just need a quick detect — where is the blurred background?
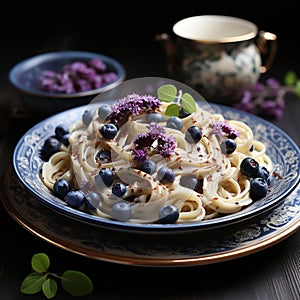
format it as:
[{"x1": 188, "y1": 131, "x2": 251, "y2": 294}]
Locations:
[{"x1": 1, "y1": 0, "x2": 299, "y2": 83}]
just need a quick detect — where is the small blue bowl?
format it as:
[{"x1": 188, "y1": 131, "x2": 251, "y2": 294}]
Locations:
[{"x1": 9, "y1": 50, "x2": 126, "y2": 116}]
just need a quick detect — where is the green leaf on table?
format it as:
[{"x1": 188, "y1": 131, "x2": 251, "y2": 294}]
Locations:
[
  {"x1": 157, "y1": 84, "x2": 177, "y2": 102},
  {"x1": 42, "y1": 278, "x2": 58, "y2": 299},
  {"x1": 181, "y1": 92, "x2": 196, "y2": 113},
  {"x1": 284, "y1": 70, "x2": 297, "y2": 86},
  {"x1": 294, "y1": 80, "x2": 300, "y2": 97},
  {"x1": 165, "y1": 103, "x2": 180, "y2": 117},
  {"x1": 61, "y1": 270, "x2": 93, "y2": 296},
  {"x1": 32, "y1": 253, "x2": 50, "y2": 273},
  {"x1": 20, "y1": 272, "x2": 47, "y2": 294},
  {"x1": 284, "y1": 70, "x2": 300, "y2": 97},
  {"x1": 20, "y1": 253, "x2": 94, "y2": 298}
]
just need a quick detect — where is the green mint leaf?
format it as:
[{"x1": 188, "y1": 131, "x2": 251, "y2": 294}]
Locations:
[
  {"x1": 42, "y1": 278, "x2": 58, "y2": 299},
  {"x1": 32, "y1": 253, "x2": 50, "y2": 273},
  {"x1": 165, "y1": 103, "x2": 180, "y2": 117},
  {"x1": 294, "y1": 80, "x2": 300, "y2": 97},
  {"x1": 181, "y1": 93, "x2": 196, "y2": 113},
  {"x1": 284, "y1": 70, "x2": 297, "y2": 86},
  {"x1": 20, "y1": 272, "x2": 47, "y2": 294},
  {"x1": 61, "y1": 270, "x2": 93, "y2": 297},
  {"x1": 157, "y1": 84, "x2": 177, "y2": 102}
]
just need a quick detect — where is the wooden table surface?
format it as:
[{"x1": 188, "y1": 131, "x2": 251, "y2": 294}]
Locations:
[{"x1": 0, "y1": 6, "x2": 299, "y2": 299}]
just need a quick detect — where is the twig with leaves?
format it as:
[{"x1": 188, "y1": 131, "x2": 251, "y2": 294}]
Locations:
[{"x1": 20, "y1": 253, "x2": 93, "y2": 299}]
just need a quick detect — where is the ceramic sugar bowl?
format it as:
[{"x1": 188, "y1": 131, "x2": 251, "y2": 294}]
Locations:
[{"x1": 157, "y1": 15, "x2": 277, "y2": 104}]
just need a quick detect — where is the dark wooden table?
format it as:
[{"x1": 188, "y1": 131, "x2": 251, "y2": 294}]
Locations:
[{"x1": 0, "y1": 16, "x2": 300, "y2": 299}]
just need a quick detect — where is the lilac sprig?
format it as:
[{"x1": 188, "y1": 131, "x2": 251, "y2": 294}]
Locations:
[
  {"x1": 132, "y1": 123, "x2": 176, "y2": 162},
  {"x1": 210, "y1": 121, "x2": 240, "y2": 141},
  {"x1": 233, "y1": 78, "x2": 288, "y2": 120},
  {"x1": 108, "y1": 93, "x2": 161, "y2": 126}
]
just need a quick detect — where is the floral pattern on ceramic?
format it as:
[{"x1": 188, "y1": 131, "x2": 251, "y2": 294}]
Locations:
[{"x1": 179, "y1": 40, "x2": 262, "y2": 101}]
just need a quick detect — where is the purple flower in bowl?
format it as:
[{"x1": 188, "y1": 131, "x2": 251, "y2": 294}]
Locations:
[{"x1": 9, "y1": 50, "x2": 126, "y2": 116}]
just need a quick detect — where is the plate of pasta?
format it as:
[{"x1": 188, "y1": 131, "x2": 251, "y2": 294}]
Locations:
[{"x1": 12, "y1": 77, "x2": 300, "y2": 234}]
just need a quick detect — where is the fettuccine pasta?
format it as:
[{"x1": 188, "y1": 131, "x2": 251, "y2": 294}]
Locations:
[{"x1": 40, "y1": 89, "x2": 273, "y2": 224}]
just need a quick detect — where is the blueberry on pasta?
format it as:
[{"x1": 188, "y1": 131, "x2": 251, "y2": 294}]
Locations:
[
  {"x1": 158, "y1": 204, "x2": 179, "y2": 224},
  {"x1": 240, "y1": 157, "x2": 259, "y2": 177},
  {"x1": 111, "y1": 202, "x2": 132, "y2": 222},
  {"x1": 53, "y1": 178, "x2": 70, "y2": 198},
  {"x1": 220, "y1": 139, "x2": 237, "y2": 154},
  {"x1": 157, "y1": 167, "x2": 175, "y2": 184},
  {"x1": 250, "y1": 177, "x2": 269, "y2": 201}
]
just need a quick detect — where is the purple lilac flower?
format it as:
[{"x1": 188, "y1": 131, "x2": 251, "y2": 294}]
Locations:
[
  {"x1": 234, "y1": 90, "x2": 255, "y2": 114},
  {"x1": 38, "y1": 58, "x2": 117, "y2": 94},
  {"x1": 251, "y1": 82, "x2": 265, "y2": 94},
  {"x1": 156, "y1": 134, "x2": 176, "y2": 158},
  {"x1": 132, "y1": 148, "x2": 148, "y2": 162},
  {"x1": 108, "y1": 93, "x2": 162, "y2": 126},
  {"x1": 87, "y1": 58, "x2": 107, "y2": 72},
  {"x1": 233, "y1": 78, "x2": 288, "y2": 121},
  {"x1": 75, "y1": 79, "x2": 93, "y2": 92},
  {"x1": 58, "y1": 80, "x2": 75, "y2": 93},
  {"x1": 211, "y1": 121, "x2": 240, "y2": 140},
  {"x1": 146, "y1": 122, "x2": 165, "y2": 136},
  {"x1": 102, "y1": 72, "x2": 117, "y2": 83},
  {"x1": 41, "y1": 70, "x2": 57, "y2": 78},
  {"x1": 132, "y1": 123, "x2": 176, "y2": 161},
  {"x1": 258, "y1": 100, "x2": 285, "y2": 120},
  {"x1": 90, "y1": 75, "x2": 103, "y2": 88},
  {"x1": 266, "y1": 78, "x2": 281, "y2": 92},
  {"x1": 63, "y1": 62, "x2": 88, "y2": 76}
]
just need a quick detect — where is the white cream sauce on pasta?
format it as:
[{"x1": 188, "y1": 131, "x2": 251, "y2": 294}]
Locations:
[{"x1": 41, "y1": 100, "x2": 273, "y2": 224}]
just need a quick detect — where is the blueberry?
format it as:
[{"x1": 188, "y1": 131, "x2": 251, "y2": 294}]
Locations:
[
  {"x1": 240, "y1": 157, "x2": 259, "y2": 177},
  {"x1": 82, "y1": 109, "x2": 94, "y2": 126},
  {"x1": 112, "y1": 183, "x2": 127, "y2": 198},
  {"x1": 256, "y1": 166, "x2": 271, "y2": 185},
  {"x1": 166, "y1": 116, "x2": 183, "y2": 131},
  {"x1": 61, "y1": 133, "x2": 70, "y2": 146},
  {"x1": 146, "y1": 113, "x2": 165, "y2": 123},
  {"x1": 158, "y1": 204, "x2": 179, "y2": 224},
  {"x1": 139, "y1": 159, "x2": 156, "y2": 175},
  {"x1": 95, "y1": 168, "x2": 114, "y2": 187},
  {"x1": 55, "y1": 124, "x2": 69, "y2": 140},
  {"x1": 220, "y1": 139, "x2": 237, "y2": 154},
  {"x1": 111, "y1": 201, "x2": 132, "y2": 221},
  {"x1": 40, "y1": 136, "x2": 61, "y2": 161},
  {"x1": 185, "y1": 126, "x2": 202, "y2": 144},
  {"x1": 98, "y1": 104, "x2": 112, "y2": 121},
  {"x1": 179, "y1": 108, "x2": 191, "y2": 118},
  {"x1": 65, "y1": 190, "x2": 86, "y2": 208},
  {"x1": 95, "y1": 149, "x2": 111, "y2": 163},
  {"x1": 85, "y1": 191, "x2": 101, "y2": 210},
  {"x1": 53, "y1": 178, "x2": 70, "y2": 198},
  {"x1": 100, "y1": 123, "x2": 118, "y2": 139},
  {"x1": 180, "y1": 175, "x2": 202, "y2": 192},
  {"x1": 250, "y1": 177, "x2": 269, "y2": 201},
  {"x1": 157, "y1": 166, "x2": 175, "y2": 184}
]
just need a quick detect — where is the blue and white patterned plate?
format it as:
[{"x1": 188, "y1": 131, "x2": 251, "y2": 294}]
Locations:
[
  {"x1": 12, "y1": 102, "x2": 300, "y2": 233},
  {"x1": 1, "y1": 164, "x2": 299, "y2": 266}
]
